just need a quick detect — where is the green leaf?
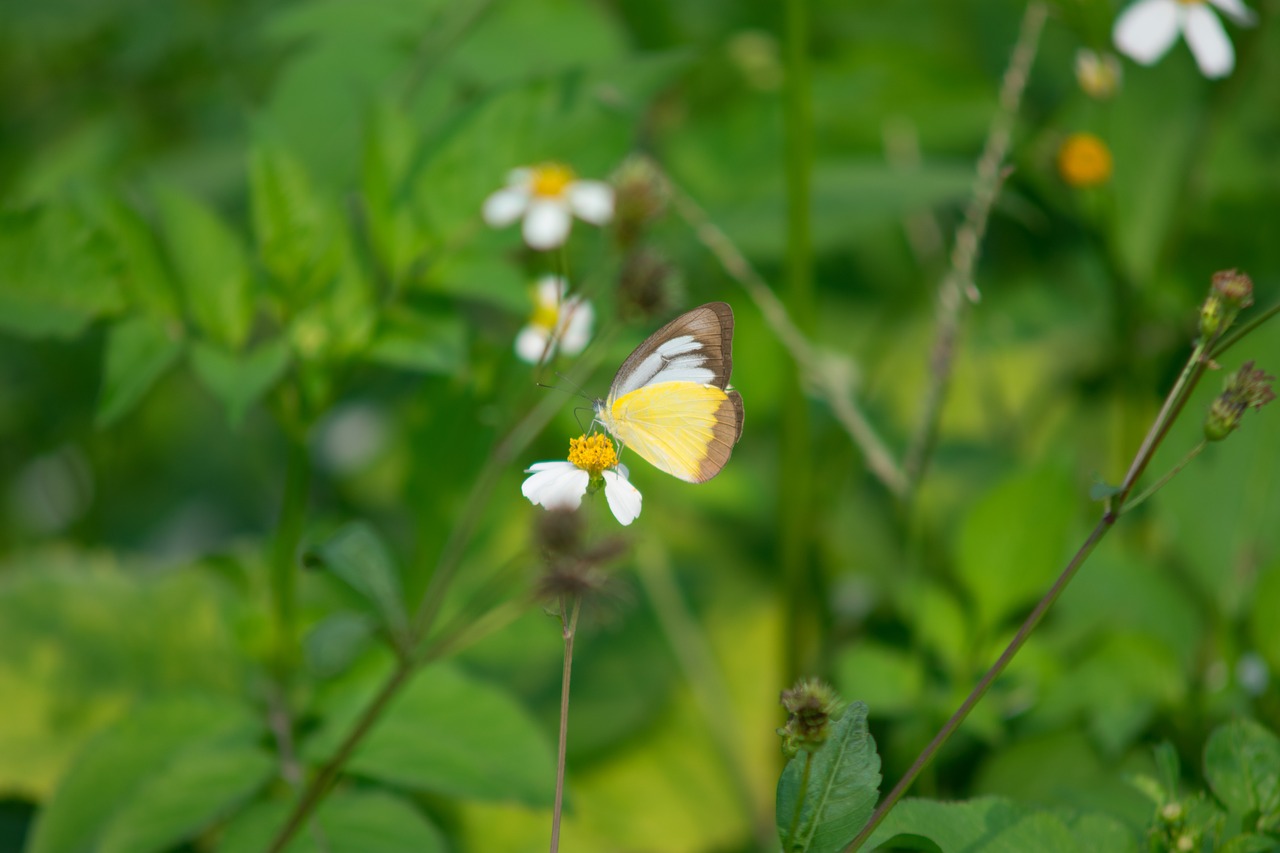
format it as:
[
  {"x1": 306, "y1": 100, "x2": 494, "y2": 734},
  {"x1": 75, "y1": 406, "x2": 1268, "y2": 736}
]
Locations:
[
  {"x1": 305, "y1": 660, "x2": 556, "y2": 806},
  {"x1": 864, "y1": 797, "x2": 1127, "y2": 853},
  {"x1": 305, "y1": 522, "x2": 408, "y2": 639},
  {"x1": 776, "y1": 701, "x2": 881, "y2": 853},
  {"x1": 95, "y1": 315, "x2": 186, "y2": 427},
  {"x1": 154, "y1": 185, "x2": 253, "y2": 349},
  {"x1": 365, "y1": 307, "x2": 466, "y2": 375},
  {"x1": 0, "y1": 553, "x2": 248, "y2": 798},
  {"x1": 361, "y1": 103, "x2": 430, "y2": 285},
  {"x1": 249, "y1": 143, "x2": 346, "y2": 303},
  {"x1": 304, "y1": 612, "x2": 379, "y2": 679},
  {"x1": 217, "y1": 788, "x2": 447, "y2": 853},
  {"x1": 0, "y1": 205, "x2": 124, "y2": 339},
  {"x1": 1218, "y1": 834, "x2": 1280, "y2": 853},
  {"x1": 189, "y1": 338, "x2": 291, "y2": 428},
  {"x1": 955, "y1": 462, "x2": 1076, "y2": 631},
  {"x1": 1204, "y1": 720, "x2": 1280, "y2": 818},
  {"x1": 833, "y1": 643, "x2": 925, "y2": 717},
  {"x1": 27, "y1": 694, "x2": 269, "y2": 853},
  {"x1": 85, "y1": 192, "x2": 180, "y2": 319}
]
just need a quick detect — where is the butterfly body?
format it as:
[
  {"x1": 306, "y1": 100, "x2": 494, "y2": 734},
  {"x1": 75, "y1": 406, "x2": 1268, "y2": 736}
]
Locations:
[{"x1": 595, "y1": 303, "x2": 744, "y2": 483}]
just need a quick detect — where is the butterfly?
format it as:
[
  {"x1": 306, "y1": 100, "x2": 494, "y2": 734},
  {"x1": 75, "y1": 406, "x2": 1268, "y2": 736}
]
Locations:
[{"x1": 595, "y1": 302, "x2": 744, "y2": 483}]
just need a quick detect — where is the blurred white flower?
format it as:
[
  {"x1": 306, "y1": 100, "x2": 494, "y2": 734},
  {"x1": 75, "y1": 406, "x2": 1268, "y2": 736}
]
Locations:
[
  {"x1": 1113, "y1": 0, "x2": 1255, "y2": 79},
  {"x1": 483, "y1": 163, "x2": 614, "y2": 250},
  {"x1": 521, "y1": 434, "x2": 642, "y2": 526},
  {"x1": 515, "y1": 276, "x2": 594, "y2": 364}
]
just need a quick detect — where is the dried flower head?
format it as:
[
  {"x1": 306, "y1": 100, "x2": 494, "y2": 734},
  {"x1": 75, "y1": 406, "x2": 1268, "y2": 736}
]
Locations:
[
  {"x1": 618, "y1": 249, "x2": 677, "y2": 322},
  {"x1": 1200, "y1": 268, "x2": 1254, "y2": 341},
  {"x1": 1205, "y1": 361, "x2": 1275, "y2": 442},
  {"x1": 777, "y1": 678, "x2": 846, "y2": 758},
  {"x1": 611, "y1": 157, "x2": 669, "y2": 249}
]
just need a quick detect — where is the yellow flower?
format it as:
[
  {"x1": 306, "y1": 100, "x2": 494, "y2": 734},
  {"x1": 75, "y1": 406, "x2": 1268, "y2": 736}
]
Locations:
[{"x1": 1057, "y1": 133, "x2": 1113, "y2": 188}]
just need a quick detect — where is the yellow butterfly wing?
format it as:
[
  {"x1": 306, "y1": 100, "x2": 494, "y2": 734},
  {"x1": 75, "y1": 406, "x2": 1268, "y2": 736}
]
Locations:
[{"x1": 604, "y1": 380, "x2": 744, "y2": 483}]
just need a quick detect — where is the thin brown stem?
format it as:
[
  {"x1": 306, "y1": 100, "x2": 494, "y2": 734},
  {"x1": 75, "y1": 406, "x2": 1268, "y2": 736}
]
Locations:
[
  {"x1": 847, "y1": 323, "x2": 1225, "y2": 850},
  {"x1": 668, "y1": 184, "x2": 908, "y2": 497},
  {"x1": 266, "y1": 663, "x2": 415, "y2": 852},
  {"x1": 268, "y1": 344, "x2": 611, "y2": 851},
  {"x1": 550, "y1": 594, "x2": 581, "y2": 853},
  {"x1": 1120, "y1": 441, "x2": 1207, "y2": 515},
  {"x1": 843, "y1": 514, "x2": 1112, "y2": 851},
  {"x1": 903, "y1": 0, "x2": 1048, "y2": 500}
]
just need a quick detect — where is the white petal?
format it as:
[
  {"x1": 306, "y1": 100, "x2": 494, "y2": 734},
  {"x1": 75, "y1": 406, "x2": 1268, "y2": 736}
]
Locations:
[
  {"x1": 535, "y1": 275, "x2": 568, "y2": 308},
  {"x1": 1184, "y1": 4, "x2": 1235, "y2": 77},
  {"x1": 515, "y1": 325, "x2": 553, "y2": 364},
  {"x1": 522, "y1": 463, "x2": 588, "y2": 509},
  {"x1": 567, "y1": 181, "x2": 614, "y2": 225},
  {"x1": 1113, "y1": 0, "x2": 1181, "y2": 65},
  {"x1": 601, "y1": 470, "x2": 642, "y2": 525},
  {"x1": 522, "y1": 200, "x2": 573, "y2": 250},
  {"x1": 557, "y1": 300, "x2": 594, "y2": 355},
  {"x1": 1208, "y1": 0, "x2": 1255, "y2": 26},
  {"x1": 483, "y1": 187, "x2": 529, "y2": 227}
]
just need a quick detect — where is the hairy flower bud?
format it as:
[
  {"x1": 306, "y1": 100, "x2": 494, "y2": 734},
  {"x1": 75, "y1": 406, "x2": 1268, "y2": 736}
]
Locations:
[
  {"x1": 777, "y1": 678, "x2": 845, "y2": 757},
  {"x1": 1205, "y1": 361, "x2": 1275, "y2": 442},
  {"x1": 1200, "y1": 269, "x2": 1254, "y2": 341}
]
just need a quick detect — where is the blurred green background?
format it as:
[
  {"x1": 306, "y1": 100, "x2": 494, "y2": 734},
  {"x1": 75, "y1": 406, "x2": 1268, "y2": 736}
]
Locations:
[{"x1": 2, "y1": 0, "x2": 1279, "y2": 850}]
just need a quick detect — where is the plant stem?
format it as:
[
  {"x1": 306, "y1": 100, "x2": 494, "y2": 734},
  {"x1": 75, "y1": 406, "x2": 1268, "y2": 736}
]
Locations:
[
  {"x1": 266, "y1": 662, "x2": 415, "y2": 852},
  {"x1": 781, "y1": 0, "x2": 818, "y2": 684},
  {"x1": 845, "y1": 330, "x2": 1219, "y2": 851},
  {"x1": 1120, "y1": 441, "x2": 1206, "y2": 515},
  {"x1": 668, "y1": 183, "x2": 906, "y2": 495},
  {"x1": 269, "y1": 415, "x2": 312, "y2": 674},
  {"x1": 1210, "y1": 298, "x2": 1280, "y2": 361},
  {"x1": 267, "y1": 346, "x2": 608, "y2": 851},
  {"x1": 902, "y1": 0, "x2": 1047, "y2": 502},
  {"x1": 549, "y1": 593, "x2": 581, "y2": 853},
  {"x1": 635, "y1": 541, "x2": 773, "y2": 849},
  {"x1": 844, "y1": 515, "x2": 1111, "y2": 851}
]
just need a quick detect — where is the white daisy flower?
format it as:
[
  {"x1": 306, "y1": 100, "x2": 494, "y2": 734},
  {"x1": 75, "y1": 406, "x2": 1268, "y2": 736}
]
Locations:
[
  {"x1": 514, "y1": 276, "x2": 595, "y2": 365},
  {"x1": 483, "y1": 163, "x2": 614, "y2": 250},
  {"x1": 1113, "y1": 0, "x2": 1256, "y2": 79},
  {"x1": 521, "y1": 434, "x2": 642, "y2": 526}
]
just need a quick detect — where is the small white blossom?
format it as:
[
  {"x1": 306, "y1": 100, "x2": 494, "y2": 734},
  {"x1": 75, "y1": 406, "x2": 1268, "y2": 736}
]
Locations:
[
  {"x1": 1113, "y1": 0, "x2": 1255, "y2": 79},
  {"x1": 483, "y1": 163, "x2": 614, "y2": 250},
  {"x1": 521, "y1": 435, "x2": 642, "y2": 526},
  {"x1": 515, "y1": 276, "x2": 594, "y2": 364}
]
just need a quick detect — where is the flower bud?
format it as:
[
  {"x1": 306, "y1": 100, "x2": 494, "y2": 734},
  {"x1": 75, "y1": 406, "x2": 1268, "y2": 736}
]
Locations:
[
  {"x1": 611, "y1": 156, "x2": 669, "y2": 249},
  {"x1": 776, "y1": 678, "x2": 845, "y2": 757},
  {"x1": 1200, "y1": 269, "x2": 1254, "y2": 341},
  {"x1": 1205, "y1": 361, "x2": 1275, "y2": 442}
]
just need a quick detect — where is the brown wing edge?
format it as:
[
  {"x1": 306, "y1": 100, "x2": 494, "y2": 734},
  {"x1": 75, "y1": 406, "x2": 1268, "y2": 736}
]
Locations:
[
  {"x1": 694, "y1": 388, "x2": 745, "y2": 483},
  {"x1": 612, "y1": 302, "x2": 736, "y2": 396}
]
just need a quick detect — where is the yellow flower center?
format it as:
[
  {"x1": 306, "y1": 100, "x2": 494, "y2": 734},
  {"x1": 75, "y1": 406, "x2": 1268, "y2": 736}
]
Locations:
[
  {"x1": 567, "y1": 433, "x2": 618, "y2": 477},
  {"x1": 530, "y1": 163, "x2": 576, "y2": 198},
  {"x1": 530, "y1": 298, "x2": 560, "y2": 330},
  {"x1": 1057, "y1": 133, "x2": 1113, "y2": 188}
]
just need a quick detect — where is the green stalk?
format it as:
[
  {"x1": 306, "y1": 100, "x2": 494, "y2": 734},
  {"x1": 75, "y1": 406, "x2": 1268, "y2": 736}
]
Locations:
[
  {"x1": 781, "y1": 0, "x2": 818, "y2": 685},
  {"x1": 269, "y1": 403, "x2": 312, "y2": 674}
]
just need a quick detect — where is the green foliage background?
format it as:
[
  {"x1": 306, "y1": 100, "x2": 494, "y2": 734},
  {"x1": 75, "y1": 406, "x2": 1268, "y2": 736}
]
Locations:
[{"x1": 1, "y1": 0, "x2": 1279, "y2": 850}]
